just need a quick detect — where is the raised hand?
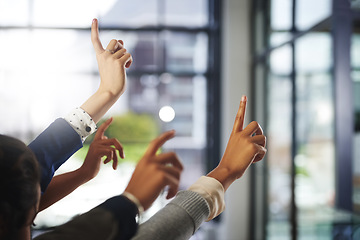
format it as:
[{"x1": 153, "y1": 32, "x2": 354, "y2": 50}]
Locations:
[
  {"x1": 80, "y1": 19, "x2": 133, "y2": 123},
  {"x1": 91, "y1": 18, "x2": 132, "y2": 97},
  {"x1": 39, "y1": 118, "x2": 124, "y2": 211},
  {"x1": 124, "y1": 130, "x2": 183, "y2": 210},
  {"x1": 207, "y1": 96, "x2": 267, "y2": 190},
  {"x1": 79, "y1": 118, "x2": 124, "y2": 181}
]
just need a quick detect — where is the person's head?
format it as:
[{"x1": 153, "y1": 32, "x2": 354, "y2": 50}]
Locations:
[{"x1": 0, "y1": 135, "x2": 41, "y2": 239}]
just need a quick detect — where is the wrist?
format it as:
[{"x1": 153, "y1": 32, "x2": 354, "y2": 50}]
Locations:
[
  {"x1": 80, "y1": 89, "x2": 119, "y2": 123},
  {"x1": 206, "y1": 166, "x2": 235, "y2": 191},
  {"x1": 98, "y1": 84, "x2": 123, "y2": 98},
  {"x1": 76, "y1": 166, "x2": 94, "y2": 183}
]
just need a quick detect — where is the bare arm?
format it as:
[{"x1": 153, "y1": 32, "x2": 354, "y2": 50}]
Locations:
[
  {"x1": 80, "y1": 18, "x2": 132, "y2": 123},
  {"x1": 39, "y1": 118, "x2": 124, "y2": 211},
  {"x1": 35, "y1": 131, "x2": 184, "y2": 240},
  {"x1": 39, "y1": 168, "x2": 88, "y2": 212},
  {"x1": 39, "y1": 18, "x2": 132, "y2": 211},
  {"x1": 207, "y1": 95, "x2": 267, "y2": 190}
]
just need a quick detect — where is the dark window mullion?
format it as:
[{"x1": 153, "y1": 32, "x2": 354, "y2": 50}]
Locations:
[
  {"x1": 206, "y1": 0, "x2": 221, "y2": 175},
  {"x1": 333, "y1": 0, "x2": 353, "y2": 211},
  {"x1": 290, "y1": 0, "x2": 298, "y2": 239}
]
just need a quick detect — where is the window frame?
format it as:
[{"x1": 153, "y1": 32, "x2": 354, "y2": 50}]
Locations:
[{"x1": 250, "y1": 0, "x2": 359, "y2": 239}]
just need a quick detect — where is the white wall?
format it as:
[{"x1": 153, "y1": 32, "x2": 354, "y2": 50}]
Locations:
[{"x1": 218, "y1": 0, "x2": 252, "y2": 239}]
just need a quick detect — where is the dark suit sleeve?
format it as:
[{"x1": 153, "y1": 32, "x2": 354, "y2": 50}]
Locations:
[
  {"x1": 99, "y1": 195, "x2": 139, "y2": 240},
  {"x1": 28, "y1": 118, "x2": 83, "y2": 193},
  {"x1": 33, "y1": 195, "x2": 139, "y2": 240}
]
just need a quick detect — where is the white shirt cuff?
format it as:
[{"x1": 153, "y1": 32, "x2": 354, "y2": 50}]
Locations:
[
  {"x1": 63, "y1": 107, "x2": 97, "y2": 142},
  {"x1": 188, "y1": 176, "x2": 225, "y2": 221},
  {"x1": 122, "y1": 191, "x2": 144, "y2": 215}
]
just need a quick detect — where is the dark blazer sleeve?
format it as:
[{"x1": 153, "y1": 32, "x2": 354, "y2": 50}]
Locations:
[
  {"x1": 28, "y1": 118, "x2": 83, "y2": 193},
  {"x1": 33, "y1": 195, "x2": 139, "y2": 240},
  {"x1": 99, "y1": 195, "x2": 139, "y2": 240}
]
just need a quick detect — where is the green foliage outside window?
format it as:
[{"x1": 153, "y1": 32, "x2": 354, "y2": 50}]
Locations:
[
  {"x1": 104, "y1": 112, "x2": 159, "y2": 143},
  {"x1": 75, "y1": 112, "x2": 159, "y2": 163}
]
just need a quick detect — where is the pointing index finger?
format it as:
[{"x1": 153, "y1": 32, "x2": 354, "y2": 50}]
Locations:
[
  {"x1": 91, "y1": 18, "x2": 104, "y2": 54},
  {"x1": 232, "y1": 95, "x2": 247, "y2": 134},
  {"x1": 94, "y1": 117, "x2": 113, "y2": 141},
  {"x1": 146, "y1": 130, "x2": 176, "y2": 156}
]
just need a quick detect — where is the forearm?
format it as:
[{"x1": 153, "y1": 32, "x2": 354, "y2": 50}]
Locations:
[
  {"x1": 39, "y1": 168, "x2": 89, "y2": 211},
  {"x1": 80, "y1": 88, "x2": 120, "y2": 124},
  {"x1": 206, "y1": 166, "x2": 235, "y2": 191}
]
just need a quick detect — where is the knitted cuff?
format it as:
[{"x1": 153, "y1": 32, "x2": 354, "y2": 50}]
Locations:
[
  {"x1": 188, "y1": 176, "x2": 225, "y2": 221},
  {"x1": 171, "y1": 190, "x2": 210, "y2": 233}
]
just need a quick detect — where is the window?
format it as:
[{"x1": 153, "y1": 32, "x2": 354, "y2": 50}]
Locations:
[
  {"x1": 251, "y1": 0, "x2": 360, "y2": 239},
  {"x1": 352, "y1": 31, "x2": 360, "y2": 212},
  {"x1": 267, "y1": 45, "x2": 293, "y2": 238},
  {"x1": 0, "y1": 0, "x2": 221, "y2": 234}
]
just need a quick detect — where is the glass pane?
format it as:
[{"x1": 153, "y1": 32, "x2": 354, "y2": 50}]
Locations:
[
  {"x1": 128, "y1": 74, "x2": 206, "y2": 139},
  {"x1": 253, "y1": 62, "x2": 267, "y2": 240},
  {"x1": 353, "y1": 77, "x2": 360, "y2": 212},
  {"x1": 33, "y1": 0, "x2": 99, "y2": 27},
  {"x1": 295, "y1": 34, "x2": 332, "y2": 73},
  {"x1": 32, "y1": 0, "x2": 209, "y2": 28},
  {"x1": 295, "y1": 33, "x2": 335, "y2": 236},
  {"x1": 271, "y1": 0, "x2": 292, "y2": 31},
  {"x1": 270, "y1": 32, "x2": 293, "y2": 47},
  {"x1": 269, "y1": 44, "x2": 293, "y2": 75},
  {"x1": 352, "y1": 33, "x2": 360, "y2": 212},
  {"x1": 352, "y1": 34, "x2": 360, "y2": 68},
  {"x1": 128, "y1": 73, "x2": 208, "y2": 188},
  {"x1": 164, "y1": 0, "x2": 208, "y2": 27},
  {"x1": 0, "y1": 29, "x2": 94, "y2": 73},
  {"x1": 0, "y1": 70, "x2": 99, "y2": 140},
  {"x1": 164, "y1": 32, "x2": 208, "y2": 73},
  {"x1": 267, "y1": 45, "x2": 293, "y2": 240},
  {"x1": 0, "y1": 0, "x2": 29, "y2": 26},
  {"x1": 32, "y1": 0, "x2": 159, "y2": 28},
  {"x1": 0, "y1": 29, "x2": 97, "y2": 138},
  {"x1": 295, "y1": 0, "x2": 331, "y2": 31},
  {"x1": 100, "y1": 0, "x2": 158, "y2": 27}
]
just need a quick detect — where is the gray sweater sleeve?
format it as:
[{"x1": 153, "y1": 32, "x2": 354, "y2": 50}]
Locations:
[{"x1": 131, "y1": 190, "x2": 210, "y2": 240}]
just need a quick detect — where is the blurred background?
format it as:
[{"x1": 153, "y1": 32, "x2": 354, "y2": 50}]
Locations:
[{"x1": 1, "y1": 0, "x2": 360, "y2": 239}]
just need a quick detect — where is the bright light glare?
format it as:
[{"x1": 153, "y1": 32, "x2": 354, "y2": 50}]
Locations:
[
  {"x1": 159, "y1": 106, "x2": 175, "y2": 122},
  {"x1": 316, "y1": 102, "x2": 333, "y2": 125}
]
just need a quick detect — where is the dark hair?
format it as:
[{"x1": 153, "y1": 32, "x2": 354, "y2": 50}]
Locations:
[{"x1": 0, "y1": 134, "x2": 40, "y2": 239}]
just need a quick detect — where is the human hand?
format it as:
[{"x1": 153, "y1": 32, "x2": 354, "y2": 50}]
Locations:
[
  {"x1": 91, "y1": 18, "x2": 133, "y2": 97},
  {"x1": 207, "y1": 96, "x2": 267, "y2": 190},
  {"x1": 124, "y1": 130, "x2": 183, "y2": 210},
  {"x1": 79, "y1": 118, "x2": 124, "y2": 181}
]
